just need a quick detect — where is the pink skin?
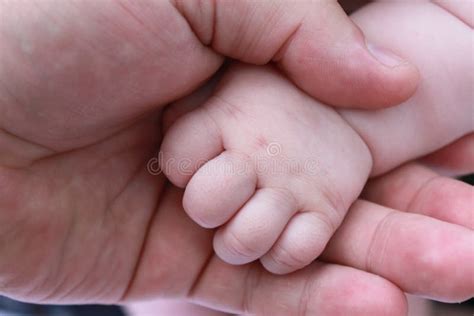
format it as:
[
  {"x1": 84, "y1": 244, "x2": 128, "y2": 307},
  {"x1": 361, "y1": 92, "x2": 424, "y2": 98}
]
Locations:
[
  {"x1": 0, "y1": 0, "x2": 471, "y2": 315},
  {"x1": 0, "y1": 0, "x2": 417, "y2": 160},
  {"x1": 161, "y1": 1, "x2": 473, "y2": 276},
  {"x1": 171, "y1": 0, "x2": 419, "y2": 109},
  {"x1": 126, "y1": 164, "x2": 473, "y2": 315}
]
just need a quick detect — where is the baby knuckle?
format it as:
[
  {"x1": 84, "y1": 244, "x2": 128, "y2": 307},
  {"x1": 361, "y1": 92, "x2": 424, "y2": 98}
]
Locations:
[
  {"x1": 319, "y1": 184, "x2": 347, "y2": 216},
  {"x1": 306, "y1": 210, "x2": 338, "y2": 236},
  {"x1": 269, "y1": 244, "x2": 310, "y2": 271},
  {"x1": 223, "y1": 230, "x2": 261, "y2": 259},
  {"x1": 264, "y1": 187, "x2": 297, "y2": 209}
]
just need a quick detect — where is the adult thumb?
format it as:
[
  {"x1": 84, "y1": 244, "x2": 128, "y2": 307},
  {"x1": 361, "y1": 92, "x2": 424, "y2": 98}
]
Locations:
[{"x1": 175, "y1": 0, "x2": 420, "y2": 108}]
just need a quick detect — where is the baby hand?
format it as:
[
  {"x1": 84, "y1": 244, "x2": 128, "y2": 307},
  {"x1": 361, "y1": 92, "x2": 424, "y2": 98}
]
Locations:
[{"x1": 161, "y1": 64, "x2": 372, "y2": 274}]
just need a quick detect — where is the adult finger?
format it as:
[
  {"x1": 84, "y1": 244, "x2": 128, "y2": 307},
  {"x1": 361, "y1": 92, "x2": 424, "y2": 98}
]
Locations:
[
  {"x1": 421, "y1": 133, "x2": 474, "y2": 175},
  {"x1": 190, "y1": 257, "x2": 407, "y2": 316},
  {"x1": 363, "y1": 163, "x2": 473, "y2": 228},
  {"x1": 125, "y1": 185, "x2": 407, "y2": 315},
  {"x1": 174, "y1": 0, "x2": 419, "y2": 108},
  {"x1": 322, "y1": 200, "x2": 474, "y2": 303}
]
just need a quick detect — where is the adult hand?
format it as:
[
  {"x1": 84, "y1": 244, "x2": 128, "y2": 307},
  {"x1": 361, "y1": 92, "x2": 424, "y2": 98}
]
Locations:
[{"x1": 0, "y1": 1, "x2": 468, "y2": 315}]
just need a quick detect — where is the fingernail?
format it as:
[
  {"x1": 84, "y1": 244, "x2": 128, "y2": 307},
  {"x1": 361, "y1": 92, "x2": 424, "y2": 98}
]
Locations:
[{"x1": 366, "y1": 41, "x2": 406, "y2": 68}]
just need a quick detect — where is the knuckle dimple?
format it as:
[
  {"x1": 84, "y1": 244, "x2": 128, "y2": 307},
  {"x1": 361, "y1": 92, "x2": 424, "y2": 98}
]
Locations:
[
  {"x1": 264, "y1": 187, "x2": 297, "y2": 209},
  {"x1": 319, "y1": 184, "x2": 347, "y2": 216}
]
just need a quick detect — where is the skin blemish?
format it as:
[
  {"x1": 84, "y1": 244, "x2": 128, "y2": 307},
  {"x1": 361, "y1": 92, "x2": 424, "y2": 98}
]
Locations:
[{"x1": 255, "y1": 135, "x2": 269, "y2": 151}]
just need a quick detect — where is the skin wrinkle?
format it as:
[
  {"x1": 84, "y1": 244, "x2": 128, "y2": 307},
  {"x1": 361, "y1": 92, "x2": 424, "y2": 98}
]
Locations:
[
  {"x1": 217, "y1": 5, "x2": 253, "y2": 60},
  {"x1": 34, "y1": 113, "x2": 159, "y2": 172},
  {"x1": 37, "y1": 208, "x2": 77, "y2": 303},
  {"x1": 305, "y1": 209, "x2": 338, "y2": 237},
  {"x1": 3, "y1": 115, "x2": 159, "y2": 301},
  {"x1": 186, "y1": 250, "x2": 215, "y2": 300},
  {"x1": 268, "y1": 241, "x2": 309, "y2": 270},
  {"x1": 0, "y1": 175, "x2": 60, "y2": 292},
  {"x1": 200, "y1": 101, "x2": 239, "y2": 162},
  {"x1": 242, "y1": 263, "x2": 263, "y2": 314},
  {"x1": 365, "y1": 210, "x2": 398, "y2": 277},
  {"x1": 116, "y1": 0, "x2": 158, "y2": 38},
  {"x1": 313, "y1": 175, "x2": 349, "y2": 217},
  {"x1": 91, "y1": 226, "x2": 129, "y2": 303},
  {"x1": 272, "y1": 21, "x2": 304, "y2": 63},
  {"x1": 122, "y1": 182, "x2": 191, "y2": 300},
  {"x1": 335, "y1": 112, "x2": 376, "y2": 175},
  {"x1": 4, "y1": 215, "x2": 67, "y2": 301},
  {"x1": 173, "y1": 0, "x2": 307, "y2": 65},
  {"x1": 171, "y1": 0, "x2": 216, "y2": 46},
  {"x1": 272, "y1": 1, "x2": 333, "y2": 64},
  {"x1": 240, "y1": 2, "x2": 285, "y2": 62},
  {"x1": 297, "y1": 268, "x2": 318, "y2": 316},
  {"x1": 29, "y1": 182, "x2": 100, "y2": 302},
  {"x1": 1, "y1": 76, "x2": 149, "y2": 162},
  {"x1": 46, "y1": 256, "x2": 98, "y2": 303},
  {"x1": 0, "y1": 128, "x2": 55, "y2": 169},
  {"x1": 118, "y1": 168, "x2": 168, "y2": 302},
  {"x1": 224, "y1": 229, "x2": 262, "y2": 259},
  {"x1": 0, "y1": 80, "x2": 57, "y2": 162},
  {"x1": 76, "y1": 1, "x2": 154, "y2": 60},
  {"x1": 405, "y1": 173, "x2": 442, "y2": 214},
  {"x1": 209, "y1": 95, "x2": 247, "y2": 123},
  {"x1": 235, "y1": 5, "x2": 303, "y2": 64}
]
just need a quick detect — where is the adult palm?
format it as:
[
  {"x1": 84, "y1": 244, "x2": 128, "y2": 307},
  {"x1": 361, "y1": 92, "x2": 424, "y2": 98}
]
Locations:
[{"x1": 0, "y1": 0, "x2": 220, "y2": 303}]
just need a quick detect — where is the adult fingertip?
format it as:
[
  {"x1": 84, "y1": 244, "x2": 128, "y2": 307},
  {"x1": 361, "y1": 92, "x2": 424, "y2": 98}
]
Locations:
[
  {"x1": 364, "y1": 41, "x2": 421, "y2": 108},
  {"x1": 337, "y1": 39, "x2": 420, "y2": 109},
  {"x1": 353, "y1": 276, "x2": 408, "y2": 316},
  {"x1": 278, "y1": 29, "x2": 420, "y2": 110},
  {"x1": 312, "y1": 268, "x2": 408, "y2": 316}
]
